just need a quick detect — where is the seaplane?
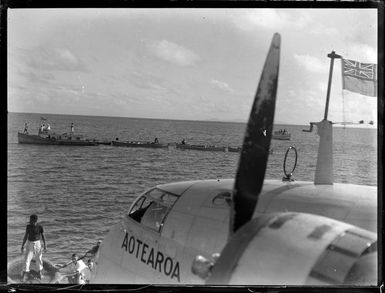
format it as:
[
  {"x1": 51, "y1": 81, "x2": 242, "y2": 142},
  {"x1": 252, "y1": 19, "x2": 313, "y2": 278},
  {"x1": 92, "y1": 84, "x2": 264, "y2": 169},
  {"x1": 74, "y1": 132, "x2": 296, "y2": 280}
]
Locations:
[
  {"x1": 8, "y1": 33, "x2": 378, "y2": 286},
  {"x1": 89, "y1": 33, "x2": 377, "y2": 285}
]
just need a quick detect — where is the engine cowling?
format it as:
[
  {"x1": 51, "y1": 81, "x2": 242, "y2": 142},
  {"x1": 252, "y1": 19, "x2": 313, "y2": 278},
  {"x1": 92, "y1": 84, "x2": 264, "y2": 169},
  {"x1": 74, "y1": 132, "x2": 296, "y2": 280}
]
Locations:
[{"x1": 207, "y1": 212, "x2": 377, "y2": 285}]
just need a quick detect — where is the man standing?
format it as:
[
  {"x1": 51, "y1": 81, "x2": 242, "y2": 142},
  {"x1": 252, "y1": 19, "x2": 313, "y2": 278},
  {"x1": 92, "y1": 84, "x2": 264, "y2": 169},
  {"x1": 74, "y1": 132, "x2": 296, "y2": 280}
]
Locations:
[{"x1": 21, "y1": 214, "x2": 47, "y2": 281}]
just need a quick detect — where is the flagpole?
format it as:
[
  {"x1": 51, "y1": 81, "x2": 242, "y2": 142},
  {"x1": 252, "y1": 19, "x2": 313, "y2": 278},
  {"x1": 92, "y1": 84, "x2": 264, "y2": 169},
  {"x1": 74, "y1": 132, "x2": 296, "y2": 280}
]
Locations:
[{"x1": 324, "y1": 51, "x2": 342, "y2": 120}]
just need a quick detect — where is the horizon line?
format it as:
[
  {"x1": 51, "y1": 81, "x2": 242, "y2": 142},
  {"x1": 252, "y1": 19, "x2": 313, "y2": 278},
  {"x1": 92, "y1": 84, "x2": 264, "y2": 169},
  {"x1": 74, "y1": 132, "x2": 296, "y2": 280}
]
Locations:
[
  {"x1": 8, "y1": 111, "x2": 377, "y2": 129},
  {"x1": 8, "y1": 111, "x2": 306, "y2": 126}
]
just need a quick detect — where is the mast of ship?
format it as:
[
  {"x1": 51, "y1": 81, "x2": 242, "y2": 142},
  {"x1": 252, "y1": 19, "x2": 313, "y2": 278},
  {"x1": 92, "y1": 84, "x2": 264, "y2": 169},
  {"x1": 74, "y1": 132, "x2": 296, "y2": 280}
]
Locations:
[{"x1": 303, "y1": 51, "x2": 341, "y2": 185}]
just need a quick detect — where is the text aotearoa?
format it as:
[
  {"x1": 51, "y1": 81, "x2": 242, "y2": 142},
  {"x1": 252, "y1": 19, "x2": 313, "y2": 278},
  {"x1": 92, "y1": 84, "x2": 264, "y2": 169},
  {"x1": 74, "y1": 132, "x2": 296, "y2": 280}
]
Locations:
[{"x1": 121, "y1": 232, "x2": 180, "y2": 282}]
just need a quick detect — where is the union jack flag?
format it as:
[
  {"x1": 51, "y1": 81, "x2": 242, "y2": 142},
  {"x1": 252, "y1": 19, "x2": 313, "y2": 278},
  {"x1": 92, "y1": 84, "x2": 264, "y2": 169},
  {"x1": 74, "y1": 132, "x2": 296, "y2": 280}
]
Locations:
[
  {"x1": 342, "y1": 59, "x2": 376, "y2": 80},
  {"x1": 341, "y1": 58, "x2": 377, "y2": 97}
]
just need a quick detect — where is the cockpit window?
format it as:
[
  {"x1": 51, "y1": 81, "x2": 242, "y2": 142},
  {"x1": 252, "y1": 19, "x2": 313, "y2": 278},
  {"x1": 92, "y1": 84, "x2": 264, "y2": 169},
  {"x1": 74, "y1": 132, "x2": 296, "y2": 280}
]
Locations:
[
  {"x1": 146, "y1": 188, "x2": 165, "y2": 200},
  {"x1": 161, "y1": 192, "x2": 178, "y2": 207},
  {"x1": 141, "y1": 201, "x2": 169, "y2": 232},
  {"x1": 128, "y1": 196, "x2": 152, "y2": 222},
  {"x1": 128, "y1": 188, "x2": 178, "y2": 233}
]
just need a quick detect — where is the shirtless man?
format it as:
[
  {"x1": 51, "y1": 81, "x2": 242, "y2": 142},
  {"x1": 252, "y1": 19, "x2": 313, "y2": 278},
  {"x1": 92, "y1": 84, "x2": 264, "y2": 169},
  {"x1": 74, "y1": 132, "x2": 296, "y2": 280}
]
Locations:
[{"x1": 21, "y1": 214, "x2": 47, "y2": 281}]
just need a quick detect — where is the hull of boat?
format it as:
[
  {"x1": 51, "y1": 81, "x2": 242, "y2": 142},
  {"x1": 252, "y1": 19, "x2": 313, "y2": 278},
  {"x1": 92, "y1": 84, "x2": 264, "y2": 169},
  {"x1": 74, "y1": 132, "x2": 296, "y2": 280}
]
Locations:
[
  {"x1": 272, "y1": 134, "x2": 291, "y2": 140},
  {"x1": 7, "y1": 255, "x2": 67, "y2": 284},
  {"x1": 228, "y1": 147, "x2": 241, "y2": 152},
  {"x1": 176, "y1": 143, "x2": 228, "y2": 152},
  {"x1": 18, "y1": 132, "x2": 98, "y2": 146},
  {"x1": 95, "y1": 141, "x2": 112, "y2": 146},
  {"x1": 111, "y1": 140, "x2": 169, "y2": 148}
]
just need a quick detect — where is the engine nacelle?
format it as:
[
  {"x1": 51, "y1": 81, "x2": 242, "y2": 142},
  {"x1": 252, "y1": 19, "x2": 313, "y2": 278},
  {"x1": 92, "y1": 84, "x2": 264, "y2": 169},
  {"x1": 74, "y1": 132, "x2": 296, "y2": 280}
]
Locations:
[{"x1": 206, "y1": 212, "x2": 377, "y2": 285}]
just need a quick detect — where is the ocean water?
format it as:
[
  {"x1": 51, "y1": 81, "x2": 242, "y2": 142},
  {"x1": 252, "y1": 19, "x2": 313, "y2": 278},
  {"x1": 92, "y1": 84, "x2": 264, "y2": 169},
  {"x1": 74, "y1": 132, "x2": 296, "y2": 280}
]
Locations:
[{"x1": 7, "y1": 112, "x2": 377, "y2": 265}]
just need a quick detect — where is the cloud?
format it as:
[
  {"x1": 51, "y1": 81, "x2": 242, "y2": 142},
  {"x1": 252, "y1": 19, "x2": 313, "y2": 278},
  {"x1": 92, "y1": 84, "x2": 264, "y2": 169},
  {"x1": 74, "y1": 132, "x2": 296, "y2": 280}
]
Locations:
[
  {"x1": 309, "y1": 23, "x2": 339, "y2": 36},
  {"x1": 343, "y1": 44, "x2": 377, "y2": 63},
  {"x1": 17, "y1": 71, "x2": 56, "y2": 84},
  {"x1": 233, "y1": 9, "x2": 310, "y2": 31},
  {"x1": 28, "y1": 47, "x2": 87, "y2": 72},
  {"x1": 210, "y1": 79, "x2": 235, "y2": 94},
  {"x1": 293, "y1": 54, "x2": 329, "y2": 74},
  {"x1": 145, "y1": 40, "x2": 199, "y2": 67}
]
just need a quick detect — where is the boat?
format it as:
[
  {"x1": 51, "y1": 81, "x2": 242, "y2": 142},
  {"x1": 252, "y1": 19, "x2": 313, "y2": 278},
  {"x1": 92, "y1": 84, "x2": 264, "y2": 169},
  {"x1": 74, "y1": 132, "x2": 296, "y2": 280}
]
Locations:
[
  {"x1": 8, "y1": 241, "x2": 100, "y2": 284},
  {"x1": 272, "y1": 129, "x2": 291, "y2": 140},
  {"x1": 7, "y1": 255, "x2": 67, "y2": 284},
  {"x1": 176, "y1": 143, "x2": 228, "y2": 152},
  {"x1": 95, "y1": 141, "x2": 112, "y2": 146},
  {"x1": 111, "y1": 140, "x2": 169, "y2": 148},
  {"x1": 18, "y1": 119, "x2": 99, "y2": 146},
  {"x1": 17, "y1": 132, "x2": 98, "y2": 146},
  {"x1": 227, "y1": 146, "x2": 242, "y2": 152}
]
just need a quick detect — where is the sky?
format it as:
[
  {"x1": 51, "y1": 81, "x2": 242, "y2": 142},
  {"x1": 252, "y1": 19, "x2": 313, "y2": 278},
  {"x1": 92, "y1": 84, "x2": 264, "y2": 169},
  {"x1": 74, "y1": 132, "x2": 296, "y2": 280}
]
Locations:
[{"x1": 8, "y1": 8, "x2": 378, "y2": 126}]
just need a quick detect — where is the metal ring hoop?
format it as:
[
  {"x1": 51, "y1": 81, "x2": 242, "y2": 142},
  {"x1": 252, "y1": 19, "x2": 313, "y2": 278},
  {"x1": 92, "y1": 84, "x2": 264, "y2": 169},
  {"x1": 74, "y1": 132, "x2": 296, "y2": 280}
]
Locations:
[{"x1": 283, "y1": 146, "x2": 297, "y2": 178}]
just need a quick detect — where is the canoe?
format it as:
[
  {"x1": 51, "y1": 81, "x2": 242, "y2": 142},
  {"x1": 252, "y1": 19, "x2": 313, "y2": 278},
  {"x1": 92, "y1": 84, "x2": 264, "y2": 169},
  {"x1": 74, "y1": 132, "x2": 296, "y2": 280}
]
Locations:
[
  {"x1": 176, "y1": 143, "x2": 227, "y2": 152},
  {"x1": 18, "y1": 132, "x2": 98, "y2": 146},
  {"x1": 7, "y1": 255, "x2": 69, "y2": 284},
  {"x1": 111, "y1": 140, "x2": 169, "y2": 148}
]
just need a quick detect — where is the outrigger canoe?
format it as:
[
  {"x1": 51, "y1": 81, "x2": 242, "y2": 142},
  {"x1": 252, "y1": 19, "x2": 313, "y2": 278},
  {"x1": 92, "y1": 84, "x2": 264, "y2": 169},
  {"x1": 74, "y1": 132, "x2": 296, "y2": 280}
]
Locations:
[
  {"x1": 111, "y1": 140, "x2": 169, "y2": 148},
  {"x1": 18, "y1": 132, "x2": 98, "y2": 146}
]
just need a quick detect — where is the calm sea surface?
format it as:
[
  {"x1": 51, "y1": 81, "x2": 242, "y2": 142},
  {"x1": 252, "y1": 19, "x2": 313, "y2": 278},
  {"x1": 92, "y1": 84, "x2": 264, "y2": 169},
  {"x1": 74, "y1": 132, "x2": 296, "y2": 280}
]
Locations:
[{"x1": 7, "y1": 112, "x2": 377, "y2": 264}]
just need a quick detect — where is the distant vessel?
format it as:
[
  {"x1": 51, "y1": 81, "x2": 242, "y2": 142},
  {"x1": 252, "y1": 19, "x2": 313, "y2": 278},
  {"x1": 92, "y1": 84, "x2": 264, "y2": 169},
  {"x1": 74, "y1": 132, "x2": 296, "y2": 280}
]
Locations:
[
  {"x1": 17, "y1": 132, "x2": 98, "y2": 146},
  {"x1": 227, "y1": 146, "x2": 242, "y2": 152},
  {"x1": 18, "y1": 119, "x2": 98, "y2": 146},
  {"x1": 272, "y1": 129, "x2": 291, "y2": 140},
  {"x1": 111, "y1": 140, "x2": 169, "y2": 149},
  {"x1": 176, "y1": 143, "x2": 228, "y2": 152}
]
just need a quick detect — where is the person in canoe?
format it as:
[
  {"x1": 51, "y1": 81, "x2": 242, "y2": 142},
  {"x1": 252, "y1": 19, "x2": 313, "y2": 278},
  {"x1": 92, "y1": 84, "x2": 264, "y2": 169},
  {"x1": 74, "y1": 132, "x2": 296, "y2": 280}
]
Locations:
[
  {"x1": 23, "y1": 123, "x2": 28, "y2": 134},
  {"x1": 153, "y1": 137, "x2": 159, "y2": 144},
  {"x1": 70, "y1": 123, "x2": 74, "y2": 134},
  {"x1": 181, "y1": 139, "x2": 186, "y2": 145},
  {"x1": 21, "y1": 214, "x2": 47, "y2": 281},
  {"x1": 38, "y1": 124, "x2": 44, "y2": 135}
]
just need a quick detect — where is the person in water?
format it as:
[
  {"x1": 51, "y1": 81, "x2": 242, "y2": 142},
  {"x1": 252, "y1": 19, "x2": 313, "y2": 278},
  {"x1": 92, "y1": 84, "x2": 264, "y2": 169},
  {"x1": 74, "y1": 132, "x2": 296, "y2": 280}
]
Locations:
[
  {"x1": 23, "y1": 123, "x2": 28, "y2": 134},
  {"x1": 21, "y1": 214, "x2": 47, "y2": 281}
]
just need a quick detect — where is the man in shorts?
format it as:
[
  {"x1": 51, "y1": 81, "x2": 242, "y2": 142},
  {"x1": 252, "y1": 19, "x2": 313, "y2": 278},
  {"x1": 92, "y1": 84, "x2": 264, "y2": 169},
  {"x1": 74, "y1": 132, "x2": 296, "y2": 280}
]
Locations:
[{"x1": 21, "y1": 214, "x2": 47, "y2": 281}]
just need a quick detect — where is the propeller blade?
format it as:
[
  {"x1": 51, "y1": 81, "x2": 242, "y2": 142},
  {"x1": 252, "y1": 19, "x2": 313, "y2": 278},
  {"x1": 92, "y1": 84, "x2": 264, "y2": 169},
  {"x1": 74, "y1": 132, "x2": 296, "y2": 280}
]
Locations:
[{"x1": 230, "y1": 33, "x2": 281, "y2": 235}]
